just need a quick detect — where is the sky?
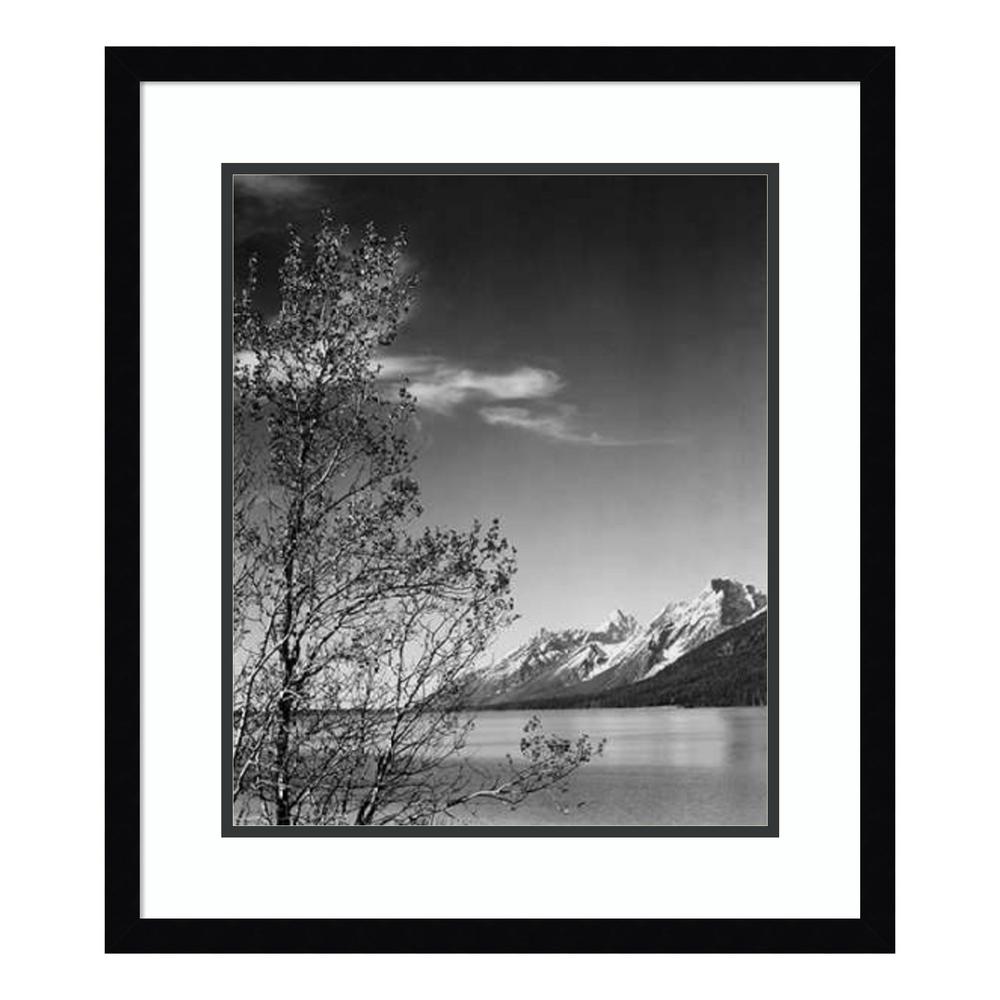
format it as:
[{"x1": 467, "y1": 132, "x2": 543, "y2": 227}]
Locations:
[{"x1": 233, "y1": 172, "x2": 767, "y2": 653}]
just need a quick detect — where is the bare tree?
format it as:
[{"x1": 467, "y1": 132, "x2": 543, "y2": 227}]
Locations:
[{"x1": 232, "y1": 213, "x2": 601, "y2": 826}]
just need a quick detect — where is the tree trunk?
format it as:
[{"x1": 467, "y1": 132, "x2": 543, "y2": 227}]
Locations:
[
  {"x1": 274, "y1": 497, "x2": 304, "y2": 826},
  {"x1": 274, "y1": 685, "x2": 293, "y2": 825}
]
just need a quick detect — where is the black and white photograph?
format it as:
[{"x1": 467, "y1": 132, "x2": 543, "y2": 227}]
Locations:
[
  {"x1": 88, "y1": 37, "x2": 905, "y2": 966},
  {"x1": 227, "y1": 167, "x2": 774, "y2": 830}
]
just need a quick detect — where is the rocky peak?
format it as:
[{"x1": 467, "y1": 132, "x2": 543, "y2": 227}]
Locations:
[
  {"x1": 707, "y1": 578, "x2": 767, "y2": 624},
  {"x1": 643, "y1": 578, "x2": 767, "y2": 673},
  {"x1": 586, "y1": 609, "x2": 639, "y2": 644}
]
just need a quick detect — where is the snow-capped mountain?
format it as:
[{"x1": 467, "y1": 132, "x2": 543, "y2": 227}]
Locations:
[
  {"x1": 608, "y1": 577, "x2": 766, "y2": 686},
  {"x1": 469, "y1": 609, "x2": 640, "y2": 703},
  {"x1": 519, "y1": 608, "x2": 769, "y2": 710},
  {"x1": 470, "y1": 578, "x2": 766, "y2": 706}
]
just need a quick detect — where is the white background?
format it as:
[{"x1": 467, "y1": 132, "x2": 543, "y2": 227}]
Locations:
[
  {"x1": 143, "y1": 81, "x2": 858, "y2": 920},
  {"x1": 2, "y1": 0, "x2": 999, "y2": 994}
]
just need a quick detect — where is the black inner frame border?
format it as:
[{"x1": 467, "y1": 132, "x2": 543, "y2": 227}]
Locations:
[{"x1": 106, "y1": 46, "x2": 894, "y2": 953}]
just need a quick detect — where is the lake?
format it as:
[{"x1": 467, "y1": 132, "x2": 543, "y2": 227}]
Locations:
[{"x1": 458, "y1": 706, "x2": 767, "y2": 827}]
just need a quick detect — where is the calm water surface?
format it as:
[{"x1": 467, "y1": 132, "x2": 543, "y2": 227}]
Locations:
[{"x1": 460, "y1": 706, "x2": 767, "y2": 826}]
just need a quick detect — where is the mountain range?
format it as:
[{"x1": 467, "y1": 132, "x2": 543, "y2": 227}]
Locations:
[{"x1": 470, "y1": 578, "x2": 767, "y2": 709}]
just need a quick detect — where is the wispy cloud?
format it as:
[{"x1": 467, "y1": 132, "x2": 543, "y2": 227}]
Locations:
[
  {"x1": 377, "y1": 355, "x2": 562, "y2": 415},
  {"x1": 480, "y1": 404, "x2": 678, "y2": 448},
  {"x1": 374, "y1": 353, "x2": 677, "y2": 447},
  {"x1": 240, "y1": 348, "x2": 674, "y2": 447},
  {"x1": 234, "y1": 174, "x2": 324, "y2": 203}
]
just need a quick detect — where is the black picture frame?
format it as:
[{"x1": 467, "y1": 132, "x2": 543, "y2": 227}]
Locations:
[{"x1": 106, "y1": 46, "x2": 894, "y2": 953}]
